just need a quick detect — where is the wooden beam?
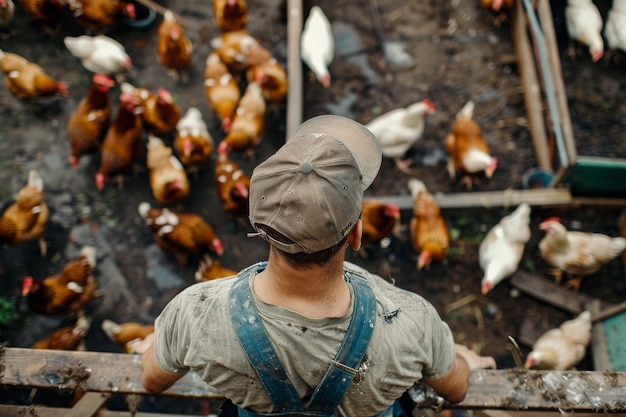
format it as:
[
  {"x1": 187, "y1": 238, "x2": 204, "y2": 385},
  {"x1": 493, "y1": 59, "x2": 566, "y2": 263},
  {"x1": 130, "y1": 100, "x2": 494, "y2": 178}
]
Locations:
[
  {"x1": 367, "y1": 188, "x2": 573, "y2": 211},
  {"x1": 535, "y1": 0, "x2": 577, "y2": 166},
  {"x1": 586, "y1": 299, "x2": 612, "y2": 371},
  {"x1": 0, "y1": 405, "x2": 202, "y2": 417},
  {"x1": 286, "y1": 0, "x2": 303, "y2": 140},
  {"x1": 510, "y1": 270, "x2": 612, "y2": 314},
  {"x1": 511, "y1": 0, "x2": 551, "y2": 171},
  {"x1": 68, "y1": 392, "x2": 110, "y2": 417},
  {"x1": 3, "y1": 348, "x2": 626, "y2": 411}
]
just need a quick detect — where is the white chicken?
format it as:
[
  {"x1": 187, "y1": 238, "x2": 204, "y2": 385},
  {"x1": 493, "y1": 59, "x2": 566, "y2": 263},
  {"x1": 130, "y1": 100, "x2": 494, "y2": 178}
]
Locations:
[
  {"x1": 479, "y1": 203, "x2": 531, "y2": 295},
  {"x1": 524, "y1": 310, "x2": 592, "y2": 370},
  {"x1": 0, "y1": 0, "x2": 15, "y2": 29},
  {"x1": 175, "y1": 107, "x2": 214, "y2": 176},
  {"x1": 365, "y1": 99, "x2": 435, "y2": 174},
  {"x1": 604, "y1": 0, "x2": 626, "y2": 55},
  {"x1": 300, "y1": 5, "x2": 334, "y2": 88},
  {"x1": 539, "y1": 217, "x2": 626, "y2": 291},
  {"x1": 64, "y1": 35, "x2": 132, "y2": 81},
  {"x1": 565, "y1": 0, "x2": 604, "y2": 62}
]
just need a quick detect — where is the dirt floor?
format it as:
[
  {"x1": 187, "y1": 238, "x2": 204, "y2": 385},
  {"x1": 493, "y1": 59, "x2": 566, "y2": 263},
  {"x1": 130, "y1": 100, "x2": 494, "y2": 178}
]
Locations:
[{"x1": 0, "y1": 0, "x2": 625, "y2": 414}]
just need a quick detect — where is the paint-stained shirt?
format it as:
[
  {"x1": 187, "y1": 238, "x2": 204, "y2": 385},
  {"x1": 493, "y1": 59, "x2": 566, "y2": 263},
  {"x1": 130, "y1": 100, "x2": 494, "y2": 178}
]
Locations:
[{"x1": 153, "y1": 261, "x2": 455, "y2": 417}]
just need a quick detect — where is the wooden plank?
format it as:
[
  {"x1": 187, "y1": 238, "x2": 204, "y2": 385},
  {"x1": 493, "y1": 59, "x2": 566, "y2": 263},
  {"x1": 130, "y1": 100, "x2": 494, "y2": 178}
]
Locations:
[
  {"x1": 286, "y1": 0, "x2": 303, "y2": 140},
  {"x1": 410, "y1": 370, "x2": 626, "y2": 411},
  {"x1": 367, "y1": 188, "x2": 573, "y2": 211},
  {"x1": 68, "y1": 392, "x2": 110, "y2": 417},
  {"x1": 511, "y1": 0, "x2": 551, "y2": 171},
  {"x1": 0, "y1": 348, "x2": 223, "y2": 399},
  {"x1": 510, "y1": 270, "x2": 612, "y2": 314},
  {"x1": 3, "y1": 348, "x2": 626, "y2": 411},
  {"x1": 586, "y1": 299, "x2": 612, "y2": 371},
  {"x1": 0, "y1": 405, "x2": 201, "y2": 417},
  {"x1": 476, "y1": 411, "x2": 604, "y2": 417},
  {"x1": 535, "y1": 0, "x2": 577, "y2": 167}
]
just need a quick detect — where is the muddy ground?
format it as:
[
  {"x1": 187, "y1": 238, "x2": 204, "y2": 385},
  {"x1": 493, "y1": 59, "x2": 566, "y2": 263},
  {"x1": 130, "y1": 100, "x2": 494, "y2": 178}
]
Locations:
[{"x1": 0, "y1": 0, "x2": 625, "y2": 414}]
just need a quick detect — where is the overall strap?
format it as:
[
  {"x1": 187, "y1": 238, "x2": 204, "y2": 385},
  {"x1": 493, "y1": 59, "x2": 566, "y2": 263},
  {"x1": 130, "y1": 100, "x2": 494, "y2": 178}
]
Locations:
[
  {"x1": 305, "y1": 273, "x2": 376, "y2": 413},
  {"x1": 228, "y1": 266, "x2": 377, "y2": 415},
  {"x1": 229, "y1": 266, "x2": 305, "y2": 413}
]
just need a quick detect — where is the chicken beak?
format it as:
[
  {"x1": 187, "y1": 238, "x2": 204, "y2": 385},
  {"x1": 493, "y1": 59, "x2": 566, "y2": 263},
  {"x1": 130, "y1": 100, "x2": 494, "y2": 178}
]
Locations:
[
  {"x1": 21, "y1": 277, "x2": 34, "y2": 296},
  {"x1": 485, "y1": 158, "x2": 498, "y2": 178},
  {"x1": 212, "y1": 238, "x2": 224, "y2": 256},
  {"x1": 481, "y1": 282, "x2": 491, "y2": 295}
]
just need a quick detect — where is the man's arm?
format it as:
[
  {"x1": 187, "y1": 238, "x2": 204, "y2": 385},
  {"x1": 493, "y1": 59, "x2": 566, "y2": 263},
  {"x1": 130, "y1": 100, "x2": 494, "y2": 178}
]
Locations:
[
  {"x1": 423, "y1": 344, "x2": 496, "y2": 404},
  {"x1": 141, "y1": 344, "x2": 188, "y2": 393}
]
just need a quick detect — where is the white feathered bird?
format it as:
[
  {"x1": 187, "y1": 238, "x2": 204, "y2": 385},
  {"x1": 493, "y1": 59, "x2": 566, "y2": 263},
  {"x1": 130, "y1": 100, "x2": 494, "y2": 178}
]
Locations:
[
  {"x1": 0, "y1": 0, "x2": 15, "y2": 28},
  {"x1": 524, "y1": 310, "x2": 592, "y2": 370},
  {"x1": 64, "y1": 35, "x2": 132, "y2": 81},
  {"x1": 479, "y1": 203, "x2": 531, "y2": 295},
  {"x1": 300, "y1": 5, "x2": 334, "y2": 88},
  {"x1": 604, "y1": 0, "x2": 626, "y2": 55},
  {"x1": 565, "y1": 0, "x2": 604, "y2": 62},
  {"x1": 365, "y1": 99, "x2": 435, "y2": 174}
]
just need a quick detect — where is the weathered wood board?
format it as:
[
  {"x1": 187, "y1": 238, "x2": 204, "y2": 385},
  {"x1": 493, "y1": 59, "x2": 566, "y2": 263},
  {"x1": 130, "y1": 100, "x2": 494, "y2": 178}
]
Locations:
[{"x1": 2, "y1": 348, "x2": 626, "y2": 412}]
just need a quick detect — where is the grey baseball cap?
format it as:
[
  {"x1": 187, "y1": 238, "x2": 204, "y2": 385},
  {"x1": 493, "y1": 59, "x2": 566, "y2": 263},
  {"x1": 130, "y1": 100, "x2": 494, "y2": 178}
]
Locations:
[{"x1": 248, "y1": 115, "x2": 382, "y2": 253}]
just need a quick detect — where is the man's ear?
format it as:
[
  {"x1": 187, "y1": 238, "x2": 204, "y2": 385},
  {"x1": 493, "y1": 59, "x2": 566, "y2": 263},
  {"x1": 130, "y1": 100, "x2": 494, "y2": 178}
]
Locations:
[{"x1": 348, "y1": 219, "x2": 362, "y2": 251}]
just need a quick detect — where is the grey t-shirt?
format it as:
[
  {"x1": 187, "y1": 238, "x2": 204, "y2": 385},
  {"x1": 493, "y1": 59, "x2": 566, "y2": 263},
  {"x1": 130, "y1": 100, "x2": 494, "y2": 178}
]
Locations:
[{"x1": 153, "y1": 261, "x2": 455, "y2": 417}]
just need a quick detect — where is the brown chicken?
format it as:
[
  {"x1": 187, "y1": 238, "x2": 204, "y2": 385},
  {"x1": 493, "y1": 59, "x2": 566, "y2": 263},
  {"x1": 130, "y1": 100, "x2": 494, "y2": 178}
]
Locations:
[
  {"x1": 203, "y1": 51, "x2": 240, "y2": 132},
  {"x1": 408, "y1": 179, "x2": 449, "y2": 270},
  {"x1": 361, "y1": 200, "x2": 400, "y2": 248},
  {"x1": 213, "y1": 0, "x2": 248, "y2": 32},
  {"x1": 138, "y1": 202, "x2": 224, "y2": 265},
  {"x1": 68, "y1": 0, "x2": 136, "y2": 34},
  {"x1": 174, "y1": 107, "x2": 214, "y2": 177},
  {"x1": 0, "y1": 48, "x2": 68, "y2": 101},
  {"x1": 524, "y1": 310, "x2": 591, "y2": 370},
  {"x1": 157, "y1": 9, "x2": 193, "y2": 82},
  {"x1": 0, "y1": 169, "x2": 49, "y2": 255},
  {"x1": 247, "y1": 56, "x2": 288, "y2": 103},
  {"x1": 22, "y1": 246, "x2": 97, "y2": 316},
  {"x1": 122, "y1": 83, "x2": 181, "y2": 136},
  {"x1": 137, "y1": 87, "x2": 181, "y2": 136},
  {"x1": 67, "y1": 73, "x2": 114, "y2": 168},
  {"x1": 147, "y1": 134, "x2": 189, "y2": 207},
  {"x1": 101, "y1": 319, "x2": 154, "y2": 353},
  {"x1": 538, "y1": 217, "x2": 626, "y2": 291},
  {"x1": 32, "y1": 313, "x2": 91, "y2": 350},
  {"x1": 95, "y1": 91, "x2": 143, "y2": 190},
  {"x1": 211, "y1": 29, "x2": 272, "y2": 74},
  {"x1": 444, "y1": 100, "x2": 497, "y2": 190},
  {"x1": 19, "y1": 0, "x2": 65, "y2": 27},
  {"x1": 214, "y1": 148, "x2": 250, "y2": 219},
  {"x1": 195, "y1": 254, "x2": 237, "y2": 282},
  {"x1": 217, "y1": 81, "x2": 266, "y2": 156}
]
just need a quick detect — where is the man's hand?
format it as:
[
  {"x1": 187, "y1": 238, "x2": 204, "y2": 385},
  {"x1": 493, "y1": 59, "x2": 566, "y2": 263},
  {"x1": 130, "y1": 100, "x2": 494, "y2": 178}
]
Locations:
[{"x1": 454, "y1": 344, "x2": 496, "y2": 370}]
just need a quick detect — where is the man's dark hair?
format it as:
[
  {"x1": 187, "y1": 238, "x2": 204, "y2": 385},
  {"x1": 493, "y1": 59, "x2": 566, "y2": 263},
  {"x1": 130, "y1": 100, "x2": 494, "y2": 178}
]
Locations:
[{"x1": 257, "y1": 224, "x2": 350, "y2": 269}]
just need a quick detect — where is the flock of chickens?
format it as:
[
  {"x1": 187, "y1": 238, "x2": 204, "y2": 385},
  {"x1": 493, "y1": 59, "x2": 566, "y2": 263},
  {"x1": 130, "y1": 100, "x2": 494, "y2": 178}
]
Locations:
[{"x1": 0, "y1": 0, "x2": 625, "y2": 383}]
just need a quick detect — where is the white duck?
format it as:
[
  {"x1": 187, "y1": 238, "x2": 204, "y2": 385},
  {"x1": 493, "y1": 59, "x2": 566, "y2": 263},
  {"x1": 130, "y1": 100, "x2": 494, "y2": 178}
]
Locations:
[
  {"x1": 479, "y1": 203, "x2": 531, "y2": 295},
  {"x1": 300, "y1": 5, "x2": 334, "y2": 88},
  {"x1": 64, "y1": 34, "x2": 132, "y2": 81},
  {"x1": 365, "y1": 99, "x2": 435, "y2": 174},
  {"x1": 565, "y1": 0, "x2": 604, "y2": 62}
]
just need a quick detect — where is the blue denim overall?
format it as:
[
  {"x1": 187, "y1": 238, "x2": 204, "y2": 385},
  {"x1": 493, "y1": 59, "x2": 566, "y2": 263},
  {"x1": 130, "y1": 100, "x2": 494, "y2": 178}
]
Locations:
[{"x1": 224, "y1": 263, "x2": 409, "y2": 417}]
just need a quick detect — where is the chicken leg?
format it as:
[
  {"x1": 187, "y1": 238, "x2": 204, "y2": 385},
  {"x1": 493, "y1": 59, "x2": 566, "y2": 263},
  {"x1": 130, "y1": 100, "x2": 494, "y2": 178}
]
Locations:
[{"x1": 564, "y1": 275, "x2": 584, "y2": 292}]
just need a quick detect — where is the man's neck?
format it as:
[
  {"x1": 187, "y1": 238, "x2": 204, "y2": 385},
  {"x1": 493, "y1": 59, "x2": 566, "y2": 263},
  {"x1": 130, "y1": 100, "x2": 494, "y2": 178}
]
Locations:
[{"x1": 253, "y1": 251, "x2": 351, "y2": 319}]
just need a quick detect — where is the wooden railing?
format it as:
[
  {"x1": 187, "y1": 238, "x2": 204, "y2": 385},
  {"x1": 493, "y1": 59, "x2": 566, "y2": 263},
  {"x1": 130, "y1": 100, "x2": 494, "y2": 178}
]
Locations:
[{"x1": 1, "y1": 347, "x2": 626, "y2": 416}]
